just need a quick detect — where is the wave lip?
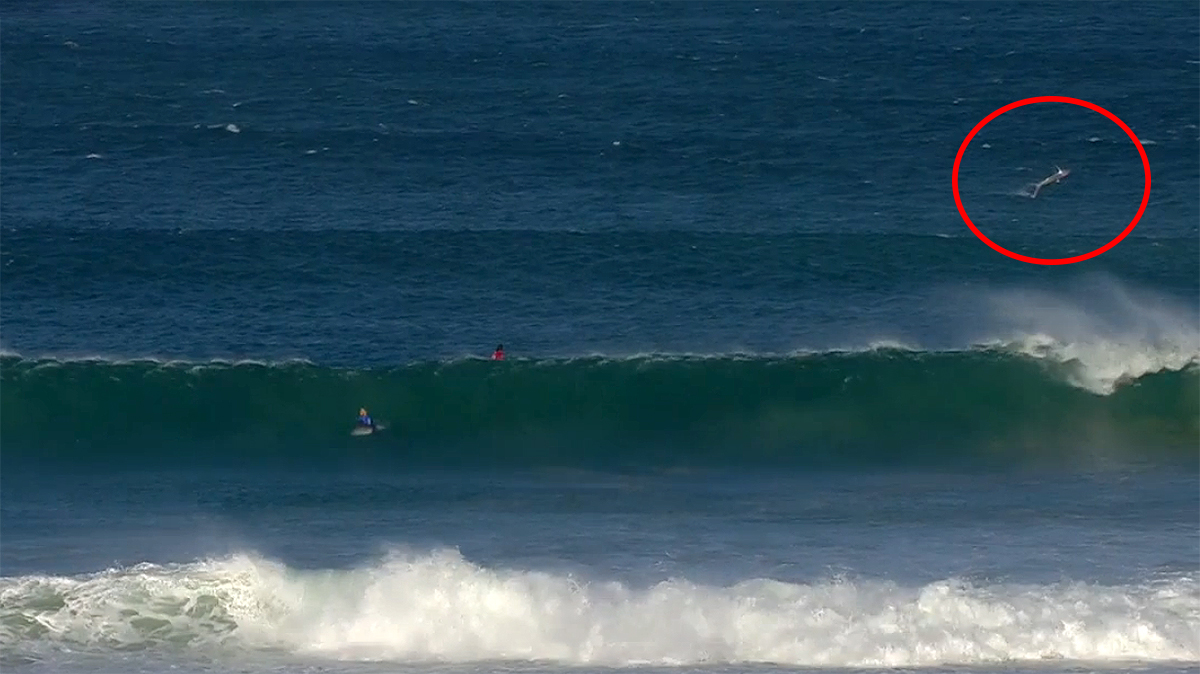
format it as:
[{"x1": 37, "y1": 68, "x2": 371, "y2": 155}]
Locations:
[
  {"x1": 980, "y1": 330, "x2": 1199, "y2": 396},
  {"x1": 1, "y1": 550, "x2": 1197, "y2": 667},
  {"x1": 972, "y1": 280, "x2": 1200, "y2": 395}
]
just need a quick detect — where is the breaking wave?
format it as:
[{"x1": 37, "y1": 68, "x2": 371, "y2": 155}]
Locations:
[
  {"x1": 1, "y1": 341, "x2": 1195, "y2": 470},
  {"x1": 1, "y1": 549, "x2": 1196, "y2": 667}
]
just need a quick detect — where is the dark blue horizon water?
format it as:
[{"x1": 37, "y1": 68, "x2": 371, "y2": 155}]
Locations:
[{"x1": 1, "y1": 2, "x2": 1197, "y2": 673}]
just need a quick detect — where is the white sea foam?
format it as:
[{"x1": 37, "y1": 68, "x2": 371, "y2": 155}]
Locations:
[
  {"x1": 984, "y1": 331, "x2": 1198, "y2": 395},
  {"x1": 1, "y1": 550, "x2": 1196, "y2": 667},
  {"x1": 959, "y1": 277, "x2": 1200, "y2": 394}
]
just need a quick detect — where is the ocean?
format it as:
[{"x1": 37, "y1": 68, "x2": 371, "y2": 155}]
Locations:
[{"x1": 1, "y1": 2, "x2": 1198, "y2": 673}]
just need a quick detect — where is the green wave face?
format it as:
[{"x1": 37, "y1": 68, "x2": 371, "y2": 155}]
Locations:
[{"x1": 1, "y1": 352, "x2": 1196, "y2": 470}]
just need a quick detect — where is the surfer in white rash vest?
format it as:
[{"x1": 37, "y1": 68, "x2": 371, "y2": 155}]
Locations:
[{"x1": 1029, "y1": 165, "x2": 1069, "y2": 198}]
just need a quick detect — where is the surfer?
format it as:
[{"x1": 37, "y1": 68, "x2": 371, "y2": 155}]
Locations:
[
  {"x1": 357, "y1": 407, "x2": 374, "y2": 429},
  {"x1": 492, "y1": 344, "x2": 505, "y2": 360},
  {"x1": 1029, "y1": 165, "x2": 1069, "y2": 198}
]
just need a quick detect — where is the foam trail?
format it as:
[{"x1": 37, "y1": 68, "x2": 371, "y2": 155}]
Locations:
[{"x1": 2, "y1": 550, "x2": 1197, "y2": 667}]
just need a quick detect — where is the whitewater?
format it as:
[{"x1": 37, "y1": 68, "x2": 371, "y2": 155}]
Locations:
[{"x1": 3, "y1": 549, "x2": 1197, "y2": 668}]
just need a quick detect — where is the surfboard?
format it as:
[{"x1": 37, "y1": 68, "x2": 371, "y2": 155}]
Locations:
[{"x1": 351, "y1": 422, "x2": 387, "y2": 437}]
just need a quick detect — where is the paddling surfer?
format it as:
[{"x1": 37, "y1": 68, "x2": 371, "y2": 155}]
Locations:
[{"x1": 1029, "y1": 165, "x2": 1069, "y2": 198}]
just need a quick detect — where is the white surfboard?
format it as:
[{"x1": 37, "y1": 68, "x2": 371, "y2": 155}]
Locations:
[{"x1": 351, "y1": 422, "x2": 387, "y2": 436}]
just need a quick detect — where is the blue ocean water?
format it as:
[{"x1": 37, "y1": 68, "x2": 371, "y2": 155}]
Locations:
[{"x1": 1, "y1": 2, "x2": 1198, "y2": 673}]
